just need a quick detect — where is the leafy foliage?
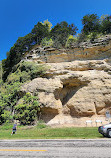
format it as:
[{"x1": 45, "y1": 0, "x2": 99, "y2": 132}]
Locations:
[
  {"x1": 65, "y1": 35, "x2": 77, "y2": 48},
  {"x1": 42, "y1": 19, "x2": 52, "y2": 32},
  {"x1": 31, "y1": 22, "x2": 49, "y2": 45},
  {"x1": 3, "y1": 22, "x2": 49, "y2": 81},
  {"x1": 1, "y1": 111, "x2": 13, "y2": 124},
  {"x1": 0, "y1": 62, "x2": 47, "y2": 125},
  {"x1": 78, "y1": 14, "x2": 111, "y2": 42},
  {"x1": 81, "y1": 14, "x2": 101, "y2": 35},
  {"x1": 101, "y1": 15, "x2": 111, "y2": 34},
  {"x1": 14, "y1": 93, "x2": 40, "y2": 125},
  {"x1": 50, "y1": 21, "x2": 78, "y2": 47},
  {"x1": 0, "y1": 81, "x2": 21, "y2": 124},
  {"x1": 41, "y1": 37, "x2": 54, "y2": 47},
  {"x1": 18, "y1": 61, "x2": 47, "y2": 80}
]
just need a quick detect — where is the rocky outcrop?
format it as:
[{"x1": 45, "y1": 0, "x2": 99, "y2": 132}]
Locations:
[
  {"x1": 20, "y1": 35, "x2": 111, "y2": 126},
  {"x1": 21, "y1": 59, "x2": 111, "y2": 126},
  {"x1": 22, "y1": 35, "x2": 111, "y2": 63},
  {"x1": 75, "y1": 35, "x2": 111, "y2": 48}
]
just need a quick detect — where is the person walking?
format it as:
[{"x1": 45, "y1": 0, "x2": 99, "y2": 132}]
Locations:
[{"x1": 11, "y1": 123, "x2": 17, "y2": 135}]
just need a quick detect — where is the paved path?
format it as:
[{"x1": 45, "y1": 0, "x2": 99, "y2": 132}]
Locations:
[{"x1": 0, "y1": 139, "x2": 111, "y2": 157}]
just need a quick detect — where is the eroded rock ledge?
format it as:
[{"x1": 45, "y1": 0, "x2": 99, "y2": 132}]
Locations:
[
  {"x1": 21, "y1": 60, "x2": 111, "y2": 126},
  {"x1": 23, "y1": 35, "x2": 111, "y2": 63}
]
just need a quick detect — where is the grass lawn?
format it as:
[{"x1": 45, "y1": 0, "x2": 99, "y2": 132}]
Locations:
[{"x1": 0, "y1": 123, "x2": 103, "y2": 139}]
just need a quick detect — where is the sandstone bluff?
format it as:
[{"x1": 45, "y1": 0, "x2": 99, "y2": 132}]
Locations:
[{"x1": 21, "y1": 35, "x2": 111, "y2": 127}]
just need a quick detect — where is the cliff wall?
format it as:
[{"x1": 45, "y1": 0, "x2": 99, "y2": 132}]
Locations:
[
  {"x1": 21, "y1": 35, "x2": 111, "y2": 127},
  {"x1": 21, "y1": 59, "x2": 111, "y2": 126}
]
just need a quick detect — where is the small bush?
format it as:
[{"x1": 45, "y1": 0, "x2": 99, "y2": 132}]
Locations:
[
  {"x1": 77, "y1": 32, "x2": 104, "y2": 43},
  {"x1": 86, "y1": 32, "x2": 98, "y2": 41},
  {"x1": 20, "y1": 61, "x2": 47, "y2": 80},
  {"x1": 66, "y1": 35, "x2": 77, "y2": 48},
  {"x1": 41, "y1": 37, "x2": 54, "y2": 47},
  {"x1": 52, "y1": 39, "x2": 63, "y2": 49}
]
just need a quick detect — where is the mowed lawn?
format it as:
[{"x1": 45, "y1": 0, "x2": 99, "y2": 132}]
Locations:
[{"x1": 0, "y1": 124, "x2": 103, "y2": 139}]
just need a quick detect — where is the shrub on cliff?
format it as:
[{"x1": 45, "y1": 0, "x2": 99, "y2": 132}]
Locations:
[
  {"x1": 65, "y1": 35, "x2": 77, "y2": 48},
  {"x1": 19, "y1": 61, "x2": 47, "y2": 80},
  {"x1": 41, "y1": 37, "x2": 54, "y2": 47}
]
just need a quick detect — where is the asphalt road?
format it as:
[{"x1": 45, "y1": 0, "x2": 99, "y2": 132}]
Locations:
[{"x1": 0, "y1": 139, "x2": 111, "y2": 158}]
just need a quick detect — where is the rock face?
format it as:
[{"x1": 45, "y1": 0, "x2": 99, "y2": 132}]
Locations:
[
  {"x1": 20, "y1": 35, "x2": 111, "y2": 126},
  {"x1": 21, "y1": 59, "x2": 111, "y2": 126},
  {"x1": 23, "y1": 35, "x2": 111, "y2": 63}
]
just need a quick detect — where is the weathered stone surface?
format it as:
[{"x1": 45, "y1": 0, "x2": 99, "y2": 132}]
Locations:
[
  {"x1": 22, "y1": 78, "x2": 63, "y2": 93},
  {"x1": 21, "y1": 59, "x2": 111, "y2": 126},
  {"x1": 22, "y1": 35, "x2": 111, "y2": 64},
  {"x1": 20, "y1": 36, "x2": 111, "y2": 126},
  {"x1": 78, "y1": 35, "x2": 111, "y2": 48}
]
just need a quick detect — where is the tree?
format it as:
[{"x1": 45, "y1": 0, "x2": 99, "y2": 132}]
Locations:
[
  {"x1": 81, "y1": 14, "x2": 101, "y2": 35},
  {"x1": 0, "y1": 60, "x2": 47, "y2": 124},
  {"x1": 31, "y1": 22, "x2": 49, "y2": 45},
  {"x1": 3, "y1": 22, "x2": 49, "y2": 81},
  {"x1": 65, "y1": 35, "x2": 77, "y2": 48},
  {"x1": 2, "y1": 33, "x2": 34, "y2": 81},
  {"x1": 100, "y1": 14, "x2": 109, "y2": 22},
  {"x1": 14, "y1": 93, "x2": 40, "y2": 125},
  {"x1": 2, "y1": 82, "x2": 21, "y2": 114},
  {"x1": 50, "y1": 21, "x2": 78, "y2": 47},
  {"x1": 42, "y1": 19, "x2": 52, "y2": 32},
  {"x1": 101, "y1": 15, "x2": 111, "y2": 34},
  {"x1": 0, "y1": 80, "x2": 21, "y2": 124}
]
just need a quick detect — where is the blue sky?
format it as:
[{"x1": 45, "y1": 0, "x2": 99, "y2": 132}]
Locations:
[{"x1": 0, "y1": 0, "x2": 111, "y2": 61}]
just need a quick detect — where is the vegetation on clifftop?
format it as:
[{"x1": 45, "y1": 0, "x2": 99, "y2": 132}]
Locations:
[{"x1": 2, "y1": 14, "x2": 111, "y2": 81}]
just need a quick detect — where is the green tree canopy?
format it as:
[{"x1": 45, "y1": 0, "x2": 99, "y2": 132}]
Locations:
[
  {"x1": 31, "y1": 22, "x2": 49, "y2": 44},
  {"x1": 14, "y1": 93, "x2": 40, "y2": 125},
  {"x1": 81, "y1": 14, "x2": 101, "y2": 34},
  {"x1": 42, "y1": 19, "x2": 52, "y2": 32},
  {"x1": 3, "y1": 22, "x2": 49, "y2": 80},
  {"x1": 50, "y1": 21, "x2": 78, "y2": 47},
  {"x1": 101, "y1": 15, "x2": 111, "y2": 34}
]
